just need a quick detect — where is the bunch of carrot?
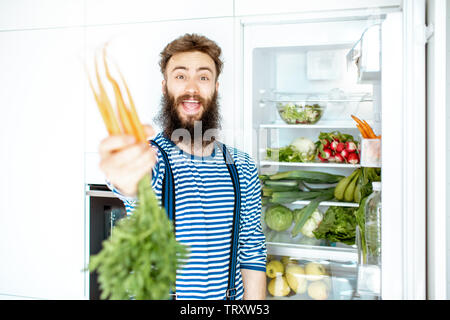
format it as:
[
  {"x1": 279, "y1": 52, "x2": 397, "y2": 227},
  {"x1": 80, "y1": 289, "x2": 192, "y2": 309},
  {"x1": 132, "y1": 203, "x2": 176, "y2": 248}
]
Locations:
[
  {"x1": 85, "y1": 46, "x2": 188, "y2": 300},
  {"x1": 86, "y1": 45, "x2": 146, "y2": 143},
  {"x1": 351, "y1": 115, "x2": 381, "y2": 139}
]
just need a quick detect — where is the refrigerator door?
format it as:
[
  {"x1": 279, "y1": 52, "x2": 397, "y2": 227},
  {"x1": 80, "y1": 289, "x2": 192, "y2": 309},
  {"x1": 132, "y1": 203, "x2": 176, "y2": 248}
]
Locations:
[
  {"x1": 380, "y1": 1, "x2": 427, "y2": 300},
  {"x1": 426, "y1": 0, "x2": 448, "y2": 300}
]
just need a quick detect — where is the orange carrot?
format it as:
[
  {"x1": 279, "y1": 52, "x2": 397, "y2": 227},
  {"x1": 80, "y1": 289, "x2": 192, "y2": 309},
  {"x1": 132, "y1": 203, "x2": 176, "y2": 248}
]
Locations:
[
  {"x1": 87, "y1": 44, "x2": 147, "y2": 144},
  {"x1": 114, "y1": 60, "x2": 147, "y2": 143},
  {"x1": 102, "y1": 49, "x2": 136, "y2": 137},
  {"x1": 91, "y1": 58, "x2": 121, "y2": 135},
  {"x1": 356, "y1": 123, "x2": 369, "y2": 139},
  {"x1": 362, "y1": 120, "x2": 377, "y2": 139},
  {"x1": 351, "y1": 115, "x2": 380, "y2": 139},
  {"x1": 351, "y1": 115, "x2": 365, "y2": 129}
]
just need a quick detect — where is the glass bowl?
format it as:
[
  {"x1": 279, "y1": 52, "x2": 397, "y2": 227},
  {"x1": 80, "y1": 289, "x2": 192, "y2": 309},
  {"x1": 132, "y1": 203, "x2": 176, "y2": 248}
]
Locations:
[{"x1": 276, "y1": 102, "x2": 325, "y2": 125}]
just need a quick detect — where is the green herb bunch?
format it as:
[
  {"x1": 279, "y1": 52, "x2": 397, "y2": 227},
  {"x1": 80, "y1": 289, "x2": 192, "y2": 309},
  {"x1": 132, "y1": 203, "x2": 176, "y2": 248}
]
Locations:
[{"x1": 89, "y1": 176, "x2": 188, "y2": 300}]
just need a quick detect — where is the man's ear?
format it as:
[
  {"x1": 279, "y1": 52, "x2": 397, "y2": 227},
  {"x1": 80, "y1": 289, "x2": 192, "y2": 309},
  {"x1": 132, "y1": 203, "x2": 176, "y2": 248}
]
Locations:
[
  {"x1": 162, "y1": 79, "x2": 166, "y2": 94},
  {"x1": 215, "y1": 81, "x2": 219, "y2": 92}
]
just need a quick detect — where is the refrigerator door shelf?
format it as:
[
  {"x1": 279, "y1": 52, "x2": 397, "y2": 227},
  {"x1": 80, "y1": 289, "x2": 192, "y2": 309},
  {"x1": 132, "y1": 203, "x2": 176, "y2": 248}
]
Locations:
[{"x1": 346, "y1": 24, "x2": 382, "y2": 83}]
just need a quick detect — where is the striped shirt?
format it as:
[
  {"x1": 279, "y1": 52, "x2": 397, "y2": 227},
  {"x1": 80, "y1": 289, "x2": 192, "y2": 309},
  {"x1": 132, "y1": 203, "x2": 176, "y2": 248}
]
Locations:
[{"x1": 107, "y1": 132, "x2": 266, "y2": 300}]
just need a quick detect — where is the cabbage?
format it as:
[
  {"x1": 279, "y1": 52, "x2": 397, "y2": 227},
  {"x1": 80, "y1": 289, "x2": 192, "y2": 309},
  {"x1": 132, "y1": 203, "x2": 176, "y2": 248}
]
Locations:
[{"x1": 265, "y1": 205, "x2": 293, "y2": 232}]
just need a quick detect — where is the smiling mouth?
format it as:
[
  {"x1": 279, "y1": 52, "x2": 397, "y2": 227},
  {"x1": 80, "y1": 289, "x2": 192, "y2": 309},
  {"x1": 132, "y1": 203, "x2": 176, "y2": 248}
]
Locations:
[{"x1": 181, "y1": 99, "x2": 202, "y2": 115}]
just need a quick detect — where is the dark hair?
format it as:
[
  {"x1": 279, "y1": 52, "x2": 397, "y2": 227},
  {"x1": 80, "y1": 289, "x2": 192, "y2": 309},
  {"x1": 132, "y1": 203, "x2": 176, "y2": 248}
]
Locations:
[{"x1": 159, "y1": 33, "x2": 223, "y2": 80}]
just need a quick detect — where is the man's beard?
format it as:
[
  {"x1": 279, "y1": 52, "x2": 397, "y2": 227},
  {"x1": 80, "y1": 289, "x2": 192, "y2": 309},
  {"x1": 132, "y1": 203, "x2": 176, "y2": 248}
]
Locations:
[{"x1": 155, "y1": 87, "x2": 222, "y2": 147}]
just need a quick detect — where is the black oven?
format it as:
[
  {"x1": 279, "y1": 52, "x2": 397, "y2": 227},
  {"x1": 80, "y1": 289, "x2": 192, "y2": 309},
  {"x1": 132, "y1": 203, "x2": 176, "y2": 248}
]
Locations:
[{"x1": 86, "y1": 184, "x2": 126, "y2": 300}]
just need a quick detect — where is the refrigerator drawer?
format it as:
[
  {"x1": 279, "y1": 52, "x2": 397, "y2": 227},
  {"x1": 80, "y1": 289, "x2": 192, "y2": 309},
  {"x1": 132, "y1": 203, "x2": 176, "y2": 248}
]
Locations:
[{"x1": 265, "y1": 254, "x2": 357, "y2": 300}]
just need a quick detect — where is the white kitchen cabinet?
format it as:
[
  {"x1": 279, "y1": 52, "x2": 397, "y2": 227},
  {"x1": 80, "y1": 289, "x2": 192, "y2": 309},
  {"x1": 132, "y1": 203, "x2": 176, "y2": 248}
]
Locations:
[
  {"x1": 84, "y1": 17, "x2": 236, "y2": 182},
  {"x1": 234, "y1": 0, "x2": 401, "y2": 17},
  {"x1": 85, "y1": 0, "x2": 233, "y2": 26},
  {"x1": 0, "y1": 0, "x2": 85, "y2": 31},
  {"x1": 0, "y1": 28, "x2": 86, "y2": 299}
]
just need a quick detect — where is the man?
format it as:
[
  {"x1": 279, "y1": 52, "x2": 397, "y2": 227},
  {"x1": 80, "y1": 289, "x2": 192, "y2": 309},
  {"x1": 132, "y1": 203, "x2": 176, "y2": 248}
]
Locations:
[{"x1": 98, "y1": 33, "x2": 266, "y2": 300}]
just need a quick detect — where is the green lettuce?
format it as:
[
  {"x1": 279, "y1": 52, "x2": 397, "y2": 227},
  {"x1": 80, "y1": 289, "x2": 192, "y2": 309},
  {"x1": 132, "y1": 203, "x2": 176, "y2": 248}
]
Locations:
[{"x1": 312, "y1": 206, "x2": 357, "y2": 245}]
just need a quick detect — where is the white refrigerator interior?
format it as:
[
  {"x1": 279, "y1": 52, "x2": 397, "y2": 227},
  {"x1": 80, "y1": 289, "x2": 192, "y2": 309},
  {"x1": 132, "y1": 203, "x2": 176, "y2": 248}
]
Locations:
[{"x1": 238, "y1": 1, "x2": 426, "y2": 300}]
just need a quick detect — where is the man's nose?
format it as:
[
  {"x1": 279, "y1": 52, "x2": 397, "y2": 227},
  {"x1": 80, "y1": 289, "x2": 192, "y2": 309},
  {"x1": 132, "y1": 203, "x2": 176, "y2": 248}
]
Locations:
[{"x1": 185, "y1": 78, "x2": 199, "y2": 95}]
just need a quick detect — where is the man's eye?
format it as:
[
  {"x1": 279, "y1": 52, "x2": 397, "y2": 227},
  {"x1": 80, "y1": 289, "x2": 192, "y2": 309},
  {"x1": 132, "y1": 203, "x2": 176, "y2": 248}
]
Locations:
[
  {"x1": 176, "y1": 75, "x2": 185, "y2": 80},
  {"x1": 200, "y1": 76, "x2": 209, "y2": 81}
]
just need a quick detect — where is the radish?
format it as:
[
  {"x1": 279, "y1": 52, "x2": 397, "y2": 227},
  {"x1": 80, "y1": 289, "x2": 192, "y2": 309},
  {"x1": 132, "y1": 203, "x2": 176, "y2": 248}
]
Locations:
[
  {"x1": 340, "y1": 149, "x2": 349, "y2": 160},
  {"x1": 330, "y1": 140, "x2": 339, "y2": 151},
  {"x1": 317, "y1": 153, "x2": 328, "y2": 162},
  {"x1": 345, "y1": 141, "x2": 357, "y2": 153},
  {"x1": 347, "y1": 152, "x2": 359, "y2": 164},
  {"x1": 321, "y1": 139, "x2": 331, "y2": 149},
  {"x1": 336, "y1": 142, "x2": 345, "y2": 153},
  {"x1": 322, "y1": 148, "x2": 332, "y2": 159},
  {"x1": 334, "y1": 153, "x2": 345, "y2": 163}
]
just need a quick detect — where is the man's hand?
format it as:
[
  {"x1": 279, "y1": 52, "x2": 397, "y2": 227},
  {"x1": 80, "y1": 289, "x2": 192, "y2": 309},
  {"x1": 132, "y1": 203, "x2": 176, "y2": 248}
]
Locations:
[{"x1": 99, "y1": 125, "x2": 157, "y2": 197}]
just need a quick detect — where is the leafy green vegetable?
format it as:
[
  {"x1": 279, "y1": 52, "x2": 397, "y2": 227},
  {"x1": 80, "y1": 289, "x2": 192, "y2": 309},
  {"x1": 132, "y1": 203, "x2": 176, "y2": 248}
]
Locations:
[
  {"x1": 312, "y1": 206, "x2": 357, "y2": 245},
  {"x1": 89, "y1": 176, "x2": 188, "y2": 300},
  {"x1": 354, "y1": 196, "x2": 369, "y2": 263},
  {"x1": 266, "y1": 137, "x2": 316, "y2": 163},
  {"x1": 316, "y1": 131, "x2": 356, "y2": 144},
  {"x1": 358, "y1": 167, "x2": 381, "y2": 201},
  {"x1": 266, "y1": 145, "x2": 310, "y2": 162}
]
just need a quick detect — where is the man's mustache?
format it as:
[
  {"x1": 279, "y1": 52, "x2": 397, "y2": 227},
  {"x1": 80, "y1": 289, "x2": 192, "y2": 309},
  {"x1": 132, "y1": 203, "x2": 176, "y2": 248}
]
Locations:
[{"x1": 175, "y1": 94, "x2": 207, "y2": 107}]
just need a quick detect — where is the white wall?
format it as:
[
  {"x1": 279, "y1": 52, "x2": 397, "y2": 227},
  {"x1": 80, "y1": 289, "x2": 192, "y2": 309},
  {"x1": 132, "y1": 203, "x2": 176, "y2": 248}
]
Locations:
[{"x1": 0, "y1": 0, "x2": 236, "y2": 300}]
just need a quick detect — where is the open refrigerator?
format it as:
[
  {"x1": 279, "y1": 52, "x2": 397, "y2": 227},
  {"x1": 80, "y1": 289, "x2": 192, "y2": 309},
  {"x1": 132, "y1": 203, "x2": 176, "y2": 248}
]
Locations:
[{"x1": 236, "y1": 1, "x2": 427, "y2": 300}]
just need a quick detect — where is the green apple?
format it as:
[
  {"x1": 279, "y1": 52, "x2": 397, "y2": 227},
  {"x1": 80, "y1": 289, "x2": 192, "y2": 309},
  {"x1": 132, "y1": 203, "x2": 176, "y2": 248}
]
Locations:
[
  {"x1": 307, "y1": 280, "x2": 329, "y2": 300},
  {"x1": 268, "y1": 276, "x2": 291, "y2": 297},
  {"x1": 285, "y1": 264, "x2": 307, "y2": 294},
  {"x1": 266, "y1": 260, "x2": 284, "y2": 279},
  {"x1": 304, "y1": 262, "x2": 327, "y2": 281}
]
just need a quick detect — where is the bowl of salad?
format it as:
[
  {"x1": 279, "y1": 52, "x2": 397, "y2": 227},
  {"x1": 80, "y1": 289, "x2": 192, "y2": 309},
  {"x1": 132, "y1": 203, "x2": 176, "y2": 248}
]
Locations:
[{"x1": 276, "y1": 102, "x2": 325, "y2": 124}]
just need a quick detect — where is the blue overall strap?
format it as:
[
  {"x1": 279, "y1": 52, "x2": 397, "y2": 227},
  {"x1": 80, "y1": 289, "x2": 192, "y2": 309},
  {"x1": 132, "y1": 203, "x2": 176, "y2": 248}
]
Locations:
[
  {"x1": 217, "y1": 142, "x2": 241, "y2": 300},
  {"x1": 150, "y1": 140, "x2": 176, "y2": 221},
  {"x1": 150, "y1": 140, "x2": 177, "y2": 300}
]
